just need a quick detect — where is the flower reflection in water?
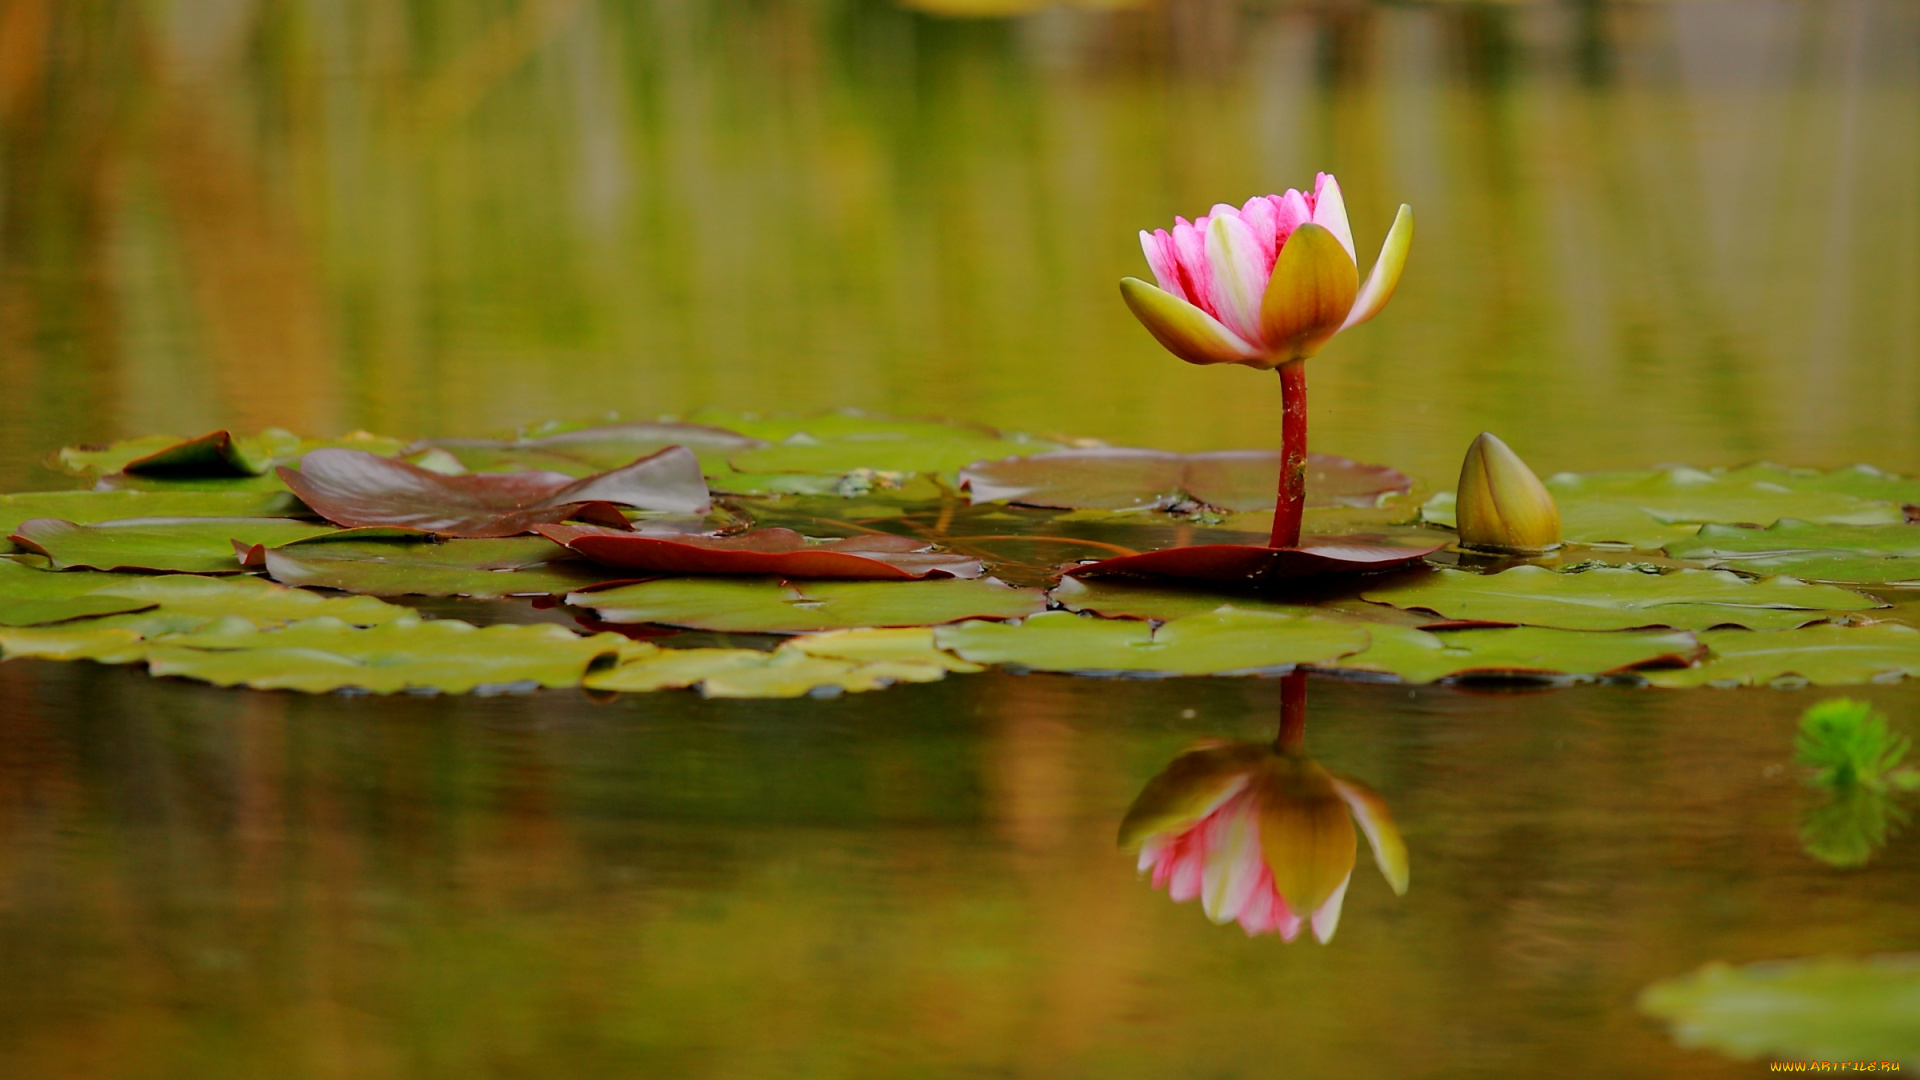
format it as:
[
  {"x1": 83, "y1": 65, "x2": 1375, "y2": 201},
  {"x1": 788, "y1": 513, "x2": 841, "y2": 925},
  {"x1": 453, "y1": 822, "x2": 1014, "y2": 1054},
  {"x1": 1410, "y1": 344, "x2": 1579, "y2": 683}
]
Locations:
[{"x1": 1118, "y1": 673, "x2": 1408, "y2": 942}]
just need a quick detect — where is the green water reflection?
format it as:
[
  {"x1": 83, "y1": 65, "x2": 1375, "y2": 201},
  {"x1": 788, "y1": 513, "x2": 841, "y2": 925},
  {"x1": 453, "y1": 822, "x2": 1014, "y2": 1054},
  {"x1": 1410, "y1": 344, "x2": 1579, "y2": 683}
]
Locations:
[{"x1": 3, "y1": 0, "x2": 1920, "y2": 1074}]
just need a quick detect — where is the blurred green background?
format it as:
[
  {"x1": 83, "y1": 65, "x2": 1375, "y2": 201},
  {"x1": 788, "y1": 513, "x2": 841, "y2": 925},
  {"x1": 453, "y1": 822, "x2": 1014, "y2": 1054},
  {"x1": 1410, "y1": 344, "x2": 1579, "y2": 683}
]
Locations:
[{"x1": 1, "y1": 0, "x2": 1915, "y2": 491}]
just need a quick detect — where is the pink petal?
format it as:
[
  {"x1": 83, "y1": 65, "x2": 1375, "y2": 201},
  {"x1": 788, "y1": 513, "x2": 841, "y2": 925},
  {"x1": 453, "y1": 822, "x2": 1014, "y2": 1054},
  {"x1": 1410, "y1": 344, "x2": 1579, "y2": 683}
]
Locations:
[
  {"x1": 1140, "y1": 229, "x2": 1187, "y2": 302},
  {"x1": 1309, "y1": 873, "x2": 1352, "y2": 943},
  {"x1": 1270, "y1": 190, "x2": 1313, "y2": 255},
  {"x1": 1239, "y1": 196, "x2": 1279, "y2": 270},
  {"x1": 1170, "y1": 220, "x2": 1218, "y2": 321},
  {"x1": 1203, "y1": 213, "x2": 1271, "y2": 344},
  {"x1": 1311, "y1": 173, "x2": 1358, "y2": 264}
]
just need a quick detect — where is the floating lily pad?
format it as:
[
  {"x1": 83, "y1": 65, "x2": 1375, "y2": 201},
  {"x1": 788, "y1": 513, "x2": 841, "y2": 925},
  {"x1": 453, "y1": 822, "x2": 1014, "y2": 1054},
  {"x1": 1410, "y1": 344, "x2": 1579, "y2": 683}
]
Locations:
[
  {"x1": 144, "y1": 614, "x2": 629, "y2": 694},
  {"x1": 1720, "y1": 462, "x2": 1920, "y2": 505},
  {"x1": 535, "y1": 524, "x2": 981, "y2": 580},
  {"x1": 1663, "y1": 521, "x2": 1920, "y2": 585},
  {"x1": 11, "y1": 517, "x2": 337, "y2": 573},
  {"x1": 261, "y1": 535, "x2": 625, "y2": 598},
  {"x1": 1424, "y1": 466, "x2": 1905, "y2": 549},
  {"x1": 585, "y1": 639, "x2": 952, "y2": 698},
  {"x1": 0, "y1": 621, "x2": 150, "y2": 662},
  {"x1": 705, "y1": 410, "x2": 1063, "y2": 480},
  {"x1": 934, "y1": 608, "x2": 1369, "y2": 676},
  {"x1": 1639, "y1": 954, "x2": 1920, "y2": 1063},
  {"x1": 1326, "y1": 624, "x2": 1704, "y2": 684},
  {"x1": 1668, "y1": 520, "x2": 1920, "y2": 560},
  {"x1": 567, "y1": 576, "x2": 1045, "y2": 633},
  {"x1": 57, "y1": 429, "x2": 404, "y2": 478},
  {"x1": 1363, "y1": 566, "x2": 1881, "y2": 631},
  {"x1": 960, "y1": 448, "x2": 1409, "y2": 512},
  {"x1": 1049, "y1": 575, "x2": 1317, "y2": 620},
  {"x1": 785, "y1": 626, "x2": 985, "y2": 672},
  {"x1": 408, "y1": 421, "x2": 764, "y2": 477},
  {"x1": 1644, "y1": 624, "x2": 1920, "y2": 688},
  {"x1": 0, "y1": 558, "x2": 407, "y2": 628},
  {"x1": 1, "y1": 490, "x2": 306, "y2": 540},
  {"x1": 279, "y1": 446, "x2": 709, "y2": 537},
  {"x1": 1065, "y1": 539, "x2": 1442, "y2": 585}
]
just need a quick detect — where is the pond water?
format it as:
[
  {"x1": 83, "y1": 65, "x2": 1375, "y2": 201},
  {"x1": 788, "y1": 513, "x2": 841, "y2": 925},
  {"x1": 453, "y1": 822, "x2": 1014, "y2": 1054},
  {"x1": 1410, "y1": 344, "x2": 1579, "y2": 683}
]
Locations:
[{"x1": 2, "y1": 1, "x2": 1918, "y2": 1075}]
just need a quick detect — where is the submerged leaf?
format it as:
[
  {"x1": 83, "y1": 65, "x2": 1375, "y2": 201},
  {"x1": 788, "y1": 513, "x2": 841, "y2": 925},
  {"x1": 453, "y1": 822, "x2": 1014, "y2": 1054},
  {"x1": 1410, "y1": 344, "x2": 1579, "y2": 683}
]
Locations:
[
  {"x1": 1639, "y1": 954, "x2": 1920, "y2": 1063},
  {"x1": 934, "y1": 608, "x2": 1369, "y2": 676},
  {"x1": 567, "y1": 576, "x2": 1045, "y2": 633},
  {"x1": 536, "y1": 524, "x2": 982, "y2": 580},
  {"x1": 1363, "y1": 566, "x2": 1881, "y2": 631},
  {"x1": 280, "y1": 446, "x2": 709, "y2": 537},
  {"x1": 12, "y1": 517, "x2": 337, "y2": 573},
  {"x1": 1645, "y1": 624, "x2": 1920, "y2": 688},
  {"x1": 263, "y1": 535, "x2": 626, "y2": 598},
  {"x1": 959, "y1": 449, "x2": 1410, "y2": 513},
  {"x1": 144, "y1": 614, "x2": 628, "y2": 694}
]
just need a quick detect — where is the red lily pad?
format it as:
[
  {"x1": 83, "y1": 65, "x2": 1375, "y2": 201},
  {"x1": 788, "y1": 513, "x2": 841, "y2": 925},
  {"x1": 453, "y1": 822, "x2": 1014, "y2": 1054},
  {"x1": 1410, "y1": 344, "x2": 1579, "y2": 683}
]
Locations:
[
  {"x1": 1064, "y1": 538, "x2": 1442, "y2": 584},
  {"x1": 535, "y1": 524, "x2": 983, "y2": 580},
  {"x1": 959, "y1": 448, "x2": 1410, "y2": 512},
  {"x1": 278, "y1": 447, "x2": 709, "y2": 538}
]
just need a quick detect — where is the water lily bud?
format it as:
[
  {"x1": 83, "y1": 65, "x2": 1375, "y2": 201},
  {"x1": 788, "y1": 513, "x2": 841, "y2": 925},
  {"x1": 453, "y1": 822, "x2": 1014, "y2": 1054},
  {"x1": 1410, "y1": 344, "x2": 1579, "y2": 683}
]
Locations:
[{"x1": 1456, "y1": 432, "x2": 1561, "y2": 554}]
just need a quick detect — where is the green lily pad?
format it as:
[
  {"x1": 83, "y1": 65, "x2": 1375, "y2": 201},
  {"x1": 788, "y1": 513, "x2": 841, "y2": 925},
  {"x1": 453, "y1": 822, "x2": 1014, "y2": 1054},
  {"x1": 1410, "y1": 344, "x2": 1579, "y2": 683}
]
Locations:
[
  {"x1": 57, "y1": 429, "x2": 404, "y2": 477},
  {"x1": 1048, "y1": 575, "x2": 1317, "y2": 620},
  {"x1": 585, "y1": 636, "x2": 956, "y2": 698},
  {"x1": 703, "y1": 410, "x2": 1063, "y2": 481},
  {"x1": 1668, "y1": 520, "x2": 1920, "y2": 560},
  {"x1": 144, "y1": 614, "x2": 629, "y2": 694},
  {"x1": 0, "y1": 559, "x2": 407, "y2": 628},
  {"x1": 1325, "y1": 624, "x2": 1703, "y2": 684},
  {"x1": 1047, "y1": 578, "x2": 1702, "y2": 682},
  {"x1": 1362, "y1": 566, "x2": 1881, "y2": 631},
  {"x1": 11, "y1": 517, "x2": 337, "y2": 573},
  {"x1": 409, "y1": 421, "x2": 764, "y2": 477},
  {"x1": 1424, "y1": 466, "x2": 1905, "y2": 549},
  {"x1": 263, "y1": 535, "x2": 627, "y2": 598},
  {"x1": 1720, "y1": 462, "x2": 1920, "y2": 505},
  {"x1": 567, "y1": 576, "x2": 1045, "y2": 633},
  {"x1": 1644, "y1": 624, "x2": 1920, "y2": 687},
  {"x1": 0, "y1": 620, "x2": 150, "y2": 662},
  {"x1": 0, "y1": 490, "x2": 305, "y2": 540},
  {"x1": 933, "y1": 608, "x2": 1369, "y2": 676},
  {"x1": 1663, "y1": 521, "x2": 1920, "y2": 584},
  {"x1": 1639, "y1": 954, "x2": 1920, "y2": 1063}
]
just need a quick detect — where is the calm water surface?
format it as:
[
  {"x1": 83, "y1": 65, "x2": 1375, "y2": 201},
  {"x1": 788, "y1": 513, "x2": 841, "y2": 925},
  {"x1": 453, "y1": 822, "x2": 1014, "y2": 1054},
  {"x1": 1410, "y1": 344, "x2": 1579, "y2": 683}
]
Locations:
[{"x1": 1, "y1": 1, "x2": 1918, "y2": 1075}]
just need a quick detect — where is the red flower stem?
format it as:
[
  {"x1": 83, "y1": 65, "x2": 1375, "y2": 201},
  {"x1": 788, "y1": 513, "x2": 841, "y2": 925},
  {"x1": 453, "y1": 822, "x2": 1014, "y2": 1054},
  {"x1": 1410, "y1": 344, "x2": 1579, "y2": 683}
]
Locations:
[
  {"x1": 1277, "y1": 669, "x2": 1308, "y2": 754},
  {"x1": 1268, "y1": 360, "x2": 1308, "y2": 549}
]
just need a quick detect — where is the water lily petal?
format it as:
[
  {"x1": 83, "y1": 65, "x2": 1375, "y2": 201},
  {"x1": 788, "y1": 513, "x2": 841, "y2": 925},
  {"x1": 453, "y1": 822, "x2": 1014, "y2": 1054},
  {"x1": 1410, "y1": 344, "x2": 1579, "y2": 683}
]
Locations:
[
  {"x1": 1205, "y1": 213, "x2": 1271, "y2": 343},
  {"x1": 1311, "y1": 173, "x2": 1358, "y2": 263},
  {"x1": 1271, "y1": 190, "x2": 1312, "y2": 252},
  {"x1": 1257, "y1": 760, "x2": 1357, "y2": 917},
  {"x1": 1342, "y1": 203, "x2": 1413, "y2": 331},
  {"x1": 1331, "y1": 774, "x2": 1410, "y2": 895},
  {"x1": 1256, "y1": 224, "x2": 1359, "y2": 362},
  {"x1": 1140, "y1": 229, "x2": 1187, "y2": 302},
  {"x1": 1309, "y1": 872, "x2": 1351, "y2": 944},
  {"x1": 1239, "y1": 196, "x2": 1279, "y2": 269},
  {"x1": 1200, "y1": 794, "x2": 1266, "y2": 924},
  {"x1": 1170, "y1": 218, "x2": 1216, "y2": 320},
  {"x1": 1117, "y1": 742, "x2": 1263, "y2": 849},
  {"x1": 1120, "y1": 278, "x2": 1264, "y2": 366}
]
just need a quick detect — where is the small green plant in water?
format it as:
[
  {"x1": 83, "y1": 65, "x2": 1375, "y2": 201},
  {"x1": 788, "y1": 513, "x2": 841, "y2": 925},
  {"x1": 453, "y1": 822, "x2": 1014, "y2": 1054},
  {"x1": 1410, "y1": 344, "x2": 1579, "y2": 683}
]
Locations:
[{"x1": 1794, "y1": 698, "x2": 1920, "y2": 868}]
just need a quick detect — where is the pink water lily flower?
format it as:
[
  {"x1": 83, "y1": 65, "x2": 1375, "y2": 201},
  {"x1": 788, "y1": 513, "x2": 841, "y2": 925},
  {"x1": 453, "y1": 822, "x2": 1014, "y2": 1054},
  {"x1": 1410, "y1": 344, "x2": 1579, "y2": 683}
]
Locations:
[
  {"x1": 1121, "y1": 174, "x2": 1412, "y2": 368},
  {"x1": 1118, "y1": 740, "x2": 1409, "y2": 942}
]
